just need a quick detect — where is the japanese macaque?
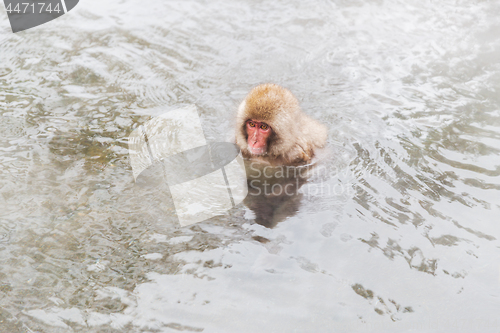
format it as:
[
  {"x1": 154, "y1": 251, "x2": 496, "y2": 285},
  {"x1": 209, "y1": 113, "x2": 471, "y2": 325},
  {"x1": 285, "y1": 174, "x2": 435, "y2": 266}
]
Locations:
[{"x1": 235, "y1": 83, "x2": 327, "y2": 166}]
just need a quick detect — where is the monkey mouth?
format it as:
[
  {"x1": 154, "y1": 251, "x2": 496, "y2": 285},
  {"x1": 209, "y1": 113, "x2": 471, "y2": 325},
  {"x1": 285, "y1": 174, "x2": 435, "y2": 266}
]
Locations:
[{"x1": 248, "y1": 146, "x2": 266, "y2": 156}]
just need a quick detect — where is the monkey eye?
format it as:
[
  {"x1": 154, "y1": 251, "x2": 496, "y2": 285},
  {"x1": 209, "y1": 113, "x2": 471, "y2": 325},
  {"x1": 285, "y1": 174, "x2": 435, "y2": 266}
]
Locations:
[
  {"x1": 260, "y1": 124, "x2": 269, "y2": 130},
  {"x1": 248, "y1": 121, "x2": 256, "y2": 127}
]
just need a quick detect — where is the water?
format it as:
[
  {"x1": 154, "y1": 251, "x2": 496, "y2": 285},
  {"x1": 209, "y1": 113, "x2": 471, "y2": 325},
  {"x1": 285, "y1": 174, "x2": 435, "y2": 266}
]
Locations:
[{"x1": 0, "y1": 0, "x2": 499, "y2": 331}]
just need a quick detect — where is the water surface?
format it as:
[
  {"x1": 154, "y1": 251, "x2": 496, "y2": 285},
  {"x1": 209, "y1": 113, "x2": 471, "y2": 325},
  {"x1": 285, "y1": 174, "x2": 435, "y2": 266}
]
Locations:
[{"x1": 1, "y1": 0, "x2": 500, "y2": 332}]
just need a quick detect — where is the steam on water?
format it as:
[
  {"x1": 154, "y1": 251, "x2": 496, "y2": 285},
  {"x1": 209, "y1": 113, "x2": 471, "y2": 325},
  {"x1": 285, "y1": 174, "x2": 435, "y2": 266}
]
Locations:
[{"x1": 0, "y1": 0, "x2": 499, "y2": 331}]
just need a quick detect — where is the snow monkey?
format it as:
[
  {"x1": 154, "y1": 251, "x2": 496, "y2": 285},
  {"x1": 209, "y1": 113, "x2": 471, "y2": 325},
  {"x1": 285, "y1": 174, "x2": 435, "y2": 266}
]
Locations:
[{"x1": 235, "y1": 83, "x2": 327, "y2": 165}]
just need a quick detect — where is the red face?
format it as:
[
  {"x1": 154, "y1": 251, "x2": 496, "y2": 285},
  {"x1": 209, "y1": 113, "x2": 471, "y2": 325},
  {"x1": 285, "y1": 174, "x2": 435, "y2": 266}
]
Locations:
[{"x1": 246, "y1": 119, "x2": 272, "y2": 155}]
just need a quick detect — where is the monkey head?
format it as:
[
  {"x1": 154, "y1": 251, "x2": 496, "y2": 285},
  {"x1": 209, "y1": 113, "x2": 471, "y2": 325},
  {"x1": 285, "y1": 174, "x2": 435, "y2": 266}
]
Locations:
[{"x1": 235, "y1": 83, "x2": 327, "y2": 165}]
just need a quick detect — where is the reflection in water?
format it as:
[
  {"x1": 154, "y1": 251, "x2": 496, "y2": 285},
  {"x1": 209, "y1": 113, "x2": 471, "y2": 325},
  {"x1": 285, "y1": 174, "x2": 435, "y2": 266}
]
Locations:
[
  {"x1": 0, "y1": 0, "x2": 500, "y2": 331},
  {"x1": 243, "y1": 161, "x2": 309, "y2": 228}
]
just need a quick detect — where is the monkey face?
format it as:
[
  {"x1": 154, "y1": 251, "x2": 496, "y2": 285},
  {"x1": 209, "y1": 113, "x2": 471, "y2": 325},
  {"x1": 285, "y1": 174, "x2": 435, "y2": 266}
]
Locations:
[{"x1": 246, "y1": 119, "x2": 272, "y2": 155}]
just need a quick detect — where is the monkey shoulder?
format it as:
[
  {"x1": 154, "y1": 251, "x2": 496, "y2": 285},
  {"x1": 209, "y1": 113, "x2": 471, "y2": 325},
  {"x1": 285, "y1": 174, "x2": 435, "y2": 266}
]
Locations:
[{"x1": 289, "y1": 113, "x2": 327, "y2": 164}]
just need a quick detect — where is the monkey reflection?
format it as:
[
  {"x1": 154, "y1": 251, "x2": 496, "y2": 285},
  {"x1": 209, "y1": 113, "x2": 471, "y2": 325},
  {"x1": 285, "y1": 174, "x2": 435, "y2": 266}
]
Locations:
[
  {"x1": 243, "y1": 161, "x2": 313, "y2": 228},
  {"x1": 236, "y1": 83, "x2": 327, "y2": 227}
]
